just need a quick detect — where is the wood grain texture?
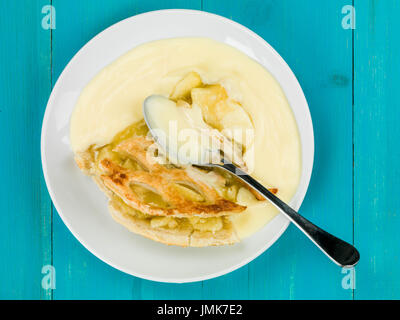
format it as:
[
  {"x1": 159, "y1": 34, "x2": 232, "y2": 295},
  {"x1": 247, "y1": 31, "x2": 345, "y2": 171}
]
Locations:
[
  {"x1": 354, "y1": 0, "x2": 400, "y2": 299},
  {"x1": 0, "y1": 0, "x2": 52, "y2": 299},
  {"x1": 1, "y1": 0, "x2": 399, "y2": 299}
]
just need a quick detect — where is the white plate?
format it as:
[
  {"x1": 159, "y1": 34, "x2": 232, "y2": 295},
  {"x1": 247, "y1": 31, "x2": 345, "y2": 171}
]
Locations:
[{"x1": 41, "y1": 9, "x2": 314, "y2": 283}]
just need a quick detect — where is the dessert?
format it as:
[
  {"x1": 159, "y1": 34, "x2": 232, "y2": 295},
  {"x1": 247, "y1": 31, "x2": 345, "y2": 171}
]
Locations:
[{"x1": 70, "y1": 38, "x2": 301, "y2": 246}]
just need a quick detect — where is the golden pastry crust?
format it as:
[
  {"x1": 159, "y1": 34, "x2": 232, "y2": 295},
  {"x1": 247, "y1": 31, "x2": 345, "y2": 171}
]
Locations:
[
  {"x1": 75, "y1": 135, "x2": 244, "y2": 247},
  {"x1": 99, "y1": 137, "x2": 246, "y2": 217},
  {"x1": 109, "y1": 198, "x2": 239, "y2": 247},
  {"x1": 75, "y1": 150, "x2": 94, "y2": 175},
  {"x1": 109, "y1": 200, "x2": 193, "y2": 247}
]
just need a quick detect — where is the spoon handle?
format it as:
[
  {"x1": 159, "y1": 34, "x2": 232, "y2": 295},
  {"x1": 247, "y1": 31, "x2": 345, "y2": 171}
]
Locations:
[{"x1": 218, "y1": 162, "x2": 360, "y2": 268}]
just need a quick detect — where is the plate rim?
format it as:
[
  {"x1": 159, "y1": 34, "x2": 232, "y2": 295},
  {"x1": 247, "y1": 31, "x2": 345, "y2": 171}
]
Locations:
[{"x1": 41, "y1": 8, "x2": 314, "y2": 283}]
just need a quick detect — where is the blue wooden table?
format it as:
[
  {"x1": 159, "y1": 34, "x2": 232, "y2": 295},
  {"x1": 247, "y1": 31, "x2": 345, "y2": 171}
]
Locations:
[{"x1": 0, "y1": 0, "x2": 399, "y2": 300}]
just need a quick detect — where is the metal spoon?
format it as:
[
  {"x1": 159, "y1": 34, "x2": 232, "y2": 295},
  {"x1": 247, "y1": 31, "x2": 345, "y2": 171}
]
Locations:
[{"x1": 143, "y1": 96, "x2": 360, "y2": 268}]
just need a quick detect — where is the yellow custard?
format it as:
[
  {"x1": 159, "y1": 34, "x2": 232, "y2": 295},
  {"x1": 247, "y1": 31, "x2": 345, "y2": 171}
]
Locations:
[{"x1": 70, "y1": 38, "x2": 302, "y2": 239}]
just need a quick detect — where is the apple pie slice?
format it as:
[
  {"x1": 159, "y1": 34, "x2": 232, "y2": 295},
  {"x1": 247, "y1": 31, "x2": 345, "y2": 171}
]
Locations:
[
  {"x1": 75, "y1": 120, "x2": 248, "y2": 246},
  {"x1": 74, "y1": 72, "x2": 277, "y2": 246}
]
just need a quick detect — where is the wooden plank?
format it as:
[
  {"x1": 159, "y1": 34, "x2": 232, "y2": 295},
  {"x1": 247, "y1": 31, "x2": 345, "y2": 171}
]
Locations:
[
  {"x1": 354, "y1": 0, "x2": 400, "y2": 300},
  {"x1": 202, "y1": 0, "x2": 354, "y2": 299},
  {"x1": 51, "y1": 0, "x2": 202, "y2": 299},
  {"x1": 3, "y1": 0, "x2": 399, "y2": 300},
  {"x1": 0, "y1": 0, "x2": 52, "y2": 299}
]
